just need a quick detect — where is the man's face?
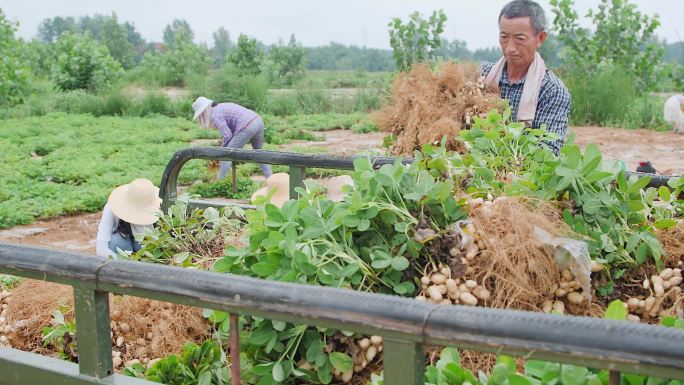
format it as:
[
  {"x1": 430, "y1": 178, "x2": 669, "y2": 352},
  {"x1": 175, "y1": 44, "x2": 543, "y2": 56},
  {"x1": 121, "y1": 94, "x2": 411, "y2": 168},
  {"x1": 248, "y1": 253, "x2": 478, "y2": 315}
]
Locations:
[{"x1": 498, "y1": 16, "x2": 547, "y2": 68}]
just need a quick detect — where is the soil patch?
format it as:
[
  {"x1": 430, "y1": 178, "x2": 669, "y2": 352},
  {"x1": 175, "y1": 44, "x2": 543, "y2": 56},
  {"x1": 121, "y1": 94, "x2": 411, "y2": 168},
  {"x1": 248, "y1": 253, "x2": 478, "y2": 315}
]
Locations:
[{"x1": 571, "y1": 126, "x2": 684, "y2": 175}]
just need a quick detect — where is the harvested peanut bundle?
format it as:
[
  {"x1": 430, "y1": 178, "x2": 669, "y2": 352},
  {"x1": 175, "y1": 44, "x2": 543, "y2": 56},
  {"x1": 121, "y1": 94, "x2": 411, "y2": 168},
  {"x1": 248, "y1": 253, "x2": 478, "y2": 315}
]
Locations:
[
  {"x1": 328, "y1": 334, "x2": 384, "y2": 383},
  {"x1": 542, "y1": 268, "x2": 590, "y2": 315},
  {"x1": 416, "y1": 264, "x2": 490, "y2": 306},
  {"x1": 373, "y1": 61, "x2": 504, "y2": 156},
  {"x1": 0, "y1": 290, "x2": 11, "y2": 347},
  {"x1": 623, "y1": 268, "x2": 683, "y2": 322}
]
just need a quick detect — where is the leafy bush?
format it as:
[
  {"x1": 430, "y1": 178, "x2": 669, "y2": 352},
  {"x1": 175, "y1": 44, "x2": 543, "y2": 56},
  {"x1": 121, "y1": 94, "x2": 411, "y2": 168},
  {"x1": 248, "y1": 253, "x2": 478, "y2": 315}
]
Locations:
[
  {"x1": 136, "y1": 43, "x2": 211, "y2": 87},
  {"x1": 388, "y1": 10, "x2": 447, "y2": 71},
  {"x1": 23, "y1": 40, "x2": 53, "y2": 76},
  {"x1": 50, "y1": 32, "x2": 123, "y2": 92},
  {"x1": 0, "y1": 9, "x2": 31, "y2": 105},
  {"x1": 124, "y1": 340, "x2": 229, "y2": 384},
  {"x1": 162, "y1": 19, "x2": 194, "y2": 49},
  {"x1": 263, "y1": 88, "x2": 382, "y2": 116},
  {"x1": 52, "y1": 90, "x2": 102, "y2": 114},
  {"x1": 195, "y1": 68, "x2": 268, "y2": 111},
  {"x1": 134, "y1": 93, "x2": 178, "y2": 117},
  {"x1": 551, "y1": 0, "x2": 665, "y2": 92},
  {"x1": 226, "y1": 34, "x2": 263, "y2": 76},
  {"x1": 563, "y1": 64, "x2": 667, "y2": 129},
  {"x1": 264, "y1": 35, "x2": 306, "y2": 86},
  {"x1": 564, "y1": 64, "x2": 637, "y2": 126}
]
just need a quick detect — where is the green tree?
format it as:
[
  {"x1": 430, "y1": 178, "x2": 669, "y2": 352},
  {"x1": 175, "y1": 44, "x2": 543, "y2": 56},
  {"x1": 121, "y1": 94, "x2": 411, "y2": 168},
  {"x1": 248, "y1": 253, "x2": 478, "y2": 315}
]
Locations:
[
  {"x1": 226, "y1": 34, "x2": 263, "y2": 76},
  {"x1": 24, "y1": 39, "x2": 53, "y2": 76},
  {"x1": 100, "y1": 13, "x2": 134, "y2": 68},
  {"x1": 78, "y1": 15, "x2": 105, "y2": 40},
  {"x1": 472, "y1": 47, "x2": 500, "y2": 63},
  {"x1": 305, "y1": 43, "x2": 394, "y2": 71},
  {"x1": 123, "y1": 21, "x2": 145, "y2": 64},
  {"x1": 264, "y1": 34, "x2": 306, "y2": 86},
  {"x1": 387, "y1": 10, "x2": 447, "y2": 71},
  {"x1": 0, "y1": 8, "x2": 30, "y2": 105},
  {"x1": 123, "y1": 22, "x2": 144, "y2": 48},
  {"x1": 37, "y1": 16, "x2": 77, "y2": 43},
  {"x1": 163, "y1": 19, "x2": 194, "y2": 49},
  {"x1": 434, "y1": 38, "x2": 471, "y2": 61},
  {"x1": 550, "y1": 0, "x2": 665, "y2": 91},
  {"x1": 138, "y1": 42, "x2": 211, "y2": 87},
  {"x1": 50, "y1": 32, "x2": 123, "y2": 92},
  {"x1": 77, "y1": 14, "x2": 138, "y2": 68},
  {"x1": 211, "y1": 27, "x2": 233, "y2": 67},
  {"x1": 538, "y1": 33, "x2": 563, "y2": 68}
]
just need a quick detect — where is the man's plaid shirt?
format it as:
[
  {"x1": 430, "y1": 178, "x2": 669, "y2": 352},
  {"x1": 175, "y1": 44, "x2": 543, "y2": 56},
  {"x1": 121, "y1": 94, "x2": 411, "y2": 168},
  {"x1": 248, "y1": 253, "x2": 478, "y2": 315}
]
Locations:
[{"x1": 481, "y1": 62, "x2": 571, "y2": 155}]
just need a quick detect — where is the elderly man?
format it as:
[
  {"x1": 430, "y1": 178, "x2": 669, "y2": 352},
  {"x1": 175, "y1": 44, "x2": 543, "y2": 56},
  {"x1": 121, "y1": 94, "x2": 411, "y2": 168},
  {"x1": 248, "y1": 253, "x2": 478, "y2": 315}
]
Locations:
[{"x1": 481, "y1": 0, "x2": 571, "y2": 155}]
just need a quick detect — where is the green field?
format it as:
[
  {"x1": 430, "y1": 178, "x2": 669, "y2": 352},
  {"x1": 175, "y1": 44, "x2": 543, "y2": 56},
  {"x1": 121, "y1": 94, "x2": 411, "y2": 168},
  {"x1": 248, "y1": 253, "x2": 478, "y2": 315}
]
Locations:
[{"x1": 0, "y1": 112, "x2": 376, "y2": 228}]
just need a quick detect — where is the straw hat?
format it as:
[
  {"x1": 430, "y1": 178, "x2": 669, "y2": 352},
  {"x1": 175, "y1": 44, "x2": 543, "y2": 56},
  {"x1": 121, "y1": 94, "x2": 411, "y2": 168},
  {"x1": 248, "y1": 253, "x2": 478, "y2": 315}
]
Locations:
[
  {"x1": 250, "y1": 173, "x2": 290, "y2": 208},
  {"x1": 192, "y1": 96, "x2": 213, "y2": 120},
  {"x1": 108, "y1": 178, "x2": 162, "y2": 225}
]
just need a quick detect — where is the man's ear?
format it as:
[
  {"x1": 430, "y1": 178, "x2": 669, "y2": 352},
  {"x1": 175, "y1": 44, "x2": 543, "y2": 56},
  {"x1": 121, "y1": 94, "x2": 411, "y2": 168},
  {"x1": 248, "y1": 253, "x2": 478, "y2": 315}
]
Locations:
[{"x1": 536, "y1": 31, "x2": 548, "y2": 48}]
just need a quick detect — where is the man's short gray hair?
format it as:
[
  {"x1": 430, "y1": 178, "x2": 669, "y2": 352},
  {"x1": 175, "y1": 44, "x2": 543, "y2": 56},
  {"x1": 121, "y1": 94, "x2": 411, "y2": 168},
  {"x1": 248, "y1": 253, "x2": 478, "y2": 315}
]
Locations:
[{"x1": 499, "y1": 0, "x2": 547, "y2": 35}]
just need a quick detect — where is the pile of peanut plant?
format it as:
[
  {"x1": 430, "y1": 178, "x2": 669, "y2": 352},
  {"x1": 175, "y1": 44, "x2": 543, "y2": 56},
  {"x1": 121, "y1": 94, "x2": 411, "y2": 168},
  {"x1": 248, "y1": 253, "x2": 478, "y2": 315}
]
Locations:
[
  {"x1": 207, "y1": 153, "x2": 466, "y2": 384},
  {"x1": 117, "y1": 109, "x2": 682, "y2": 384}
]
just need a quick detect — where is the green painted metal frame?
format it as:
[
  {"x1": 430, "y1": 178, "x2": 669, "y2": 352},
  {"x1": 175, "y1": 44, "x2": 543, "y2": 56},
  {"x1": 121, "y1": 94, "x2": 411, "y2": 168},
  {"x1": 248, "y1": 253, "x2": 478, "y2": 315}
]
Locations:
[
  {"x1": 2, "y1": 243, "x2": 684, "y2": 384},
  {"x1": 158, "y1": 147, "x2": 408, "y2": 212},
  {"x1": 73, "y1": 289, "x2": 113, "y2": 378},
  {"x1": 0, "y1": 347, "x2": 149, "y2": 385},
  {"x1": 0, "y1": 148, "x2": 680, "y2": 384},
  {"x1": 158, "y1": 147, "x2": 675, "y2": 213}
]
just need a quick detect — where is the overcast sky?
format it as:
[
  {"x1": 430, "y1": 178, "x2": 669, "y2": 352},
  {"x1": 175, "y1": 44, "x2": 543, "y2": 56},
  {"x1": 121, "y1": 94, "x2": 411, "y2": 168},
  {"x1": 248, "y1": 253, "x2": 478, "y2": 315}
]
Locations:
[{"x1": 2, "y1": 1, "x2": 683, "y2": 50}]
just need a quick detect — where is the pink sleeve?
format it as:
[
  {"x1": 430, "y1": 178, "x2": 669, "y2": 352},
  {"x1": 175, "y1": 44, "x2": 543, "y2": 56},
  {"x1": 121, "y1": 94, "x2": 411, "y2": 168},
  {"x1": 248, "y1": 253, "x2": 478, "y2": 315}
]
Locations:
[{"x1": 212, "y1": 113, "x2": 233, "y2": 146}]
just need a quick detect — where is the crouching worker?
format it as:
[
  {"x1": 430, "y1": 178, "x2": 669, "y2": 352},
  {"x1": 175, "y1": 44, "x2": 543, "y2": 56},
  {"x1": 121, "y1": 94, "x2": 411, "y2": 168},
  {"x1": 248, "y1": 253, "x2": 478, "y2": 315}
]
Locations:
[
  {"x1": 96, "y1": 178, "x2": 162, "y2": 258},
  {"x1": 481, "y1": 0, "x2": 571, "y2": 155}
]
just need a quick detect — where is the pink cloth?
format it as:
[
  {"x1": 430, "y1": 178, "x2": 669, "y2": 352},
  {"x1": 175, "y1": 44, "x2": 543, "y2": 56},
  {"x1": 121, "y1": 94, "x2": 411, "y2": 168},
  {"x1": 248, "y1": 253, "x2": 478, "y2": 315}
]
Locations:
[{"x1": 485, "y1": 52, "x2": 547, "y2": 123}]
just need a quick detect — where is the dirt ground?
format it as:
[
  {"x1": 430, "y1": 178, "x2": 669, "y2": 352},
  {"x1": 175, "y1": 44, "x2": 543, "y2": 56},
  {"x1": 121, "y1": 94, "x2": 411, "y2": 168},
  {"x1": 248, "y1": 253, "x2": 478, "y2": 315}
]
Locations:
[
  {"x1": 571, "y1": 126, "x2": 684, "y2": 175},
  {"x1": 1, "y1": 126, "x2": 682, "y2": 255}
]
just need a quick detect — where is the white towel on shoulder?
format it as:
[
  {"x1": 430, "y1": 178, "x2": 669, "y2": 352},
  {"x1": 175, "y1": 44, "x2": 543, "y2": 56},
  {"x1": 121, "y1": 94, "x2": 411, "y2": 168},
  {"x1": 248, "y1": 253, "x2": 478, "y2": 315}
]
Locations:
[{"x1": 485, "y1": 52, "x2": 547, "y2": 124}]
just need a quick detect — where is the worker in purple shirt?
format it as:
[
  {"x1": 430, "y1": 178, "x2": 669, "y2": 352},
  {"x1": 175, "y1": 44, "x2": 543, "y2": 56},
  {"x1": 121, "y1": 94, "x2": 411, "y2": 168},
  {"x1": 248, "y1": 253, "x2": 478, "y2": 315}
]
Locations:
[{"x1": 192, "y1": 96, "x2": 273, "y2": 179}]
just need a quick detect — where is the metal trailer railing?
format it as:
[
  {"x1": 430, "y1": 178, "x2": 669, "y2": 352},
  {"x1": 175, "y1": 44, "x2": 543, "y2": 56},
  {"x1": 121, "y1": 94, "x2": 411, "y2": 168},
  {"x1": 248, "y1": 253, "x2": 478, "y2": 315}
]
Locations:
[
  {"x1": 0, "y1": 147, "x2": 680, "y2": 384},
  {"x1": 1, "y1": 243, "x2": 684, "y2": 385},
  {"x1": 159, "y1": 147, "x2": 676, "y2": 213}
]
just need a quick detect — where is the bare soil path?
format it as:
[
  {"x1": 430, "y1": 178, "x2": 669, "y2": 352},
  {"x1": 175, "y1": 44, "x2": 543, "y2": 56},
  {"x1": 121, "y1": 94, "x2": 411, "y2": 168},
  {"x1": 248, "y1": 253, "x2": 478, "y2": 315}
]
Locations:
[
  {"x1": 2, "y1": 127, "x2": 682, "y2": 254},
  {"x1": 571, "y1": 126, "x2": 684, "y2": 175}
]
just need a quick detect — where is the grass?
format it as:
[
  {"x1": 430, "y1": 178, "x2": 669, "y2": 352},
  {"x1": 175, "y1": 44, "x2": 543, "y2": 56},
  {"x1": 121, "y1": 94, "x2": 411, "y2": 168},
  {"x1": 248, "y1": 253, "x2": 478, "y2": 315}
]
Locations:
[
  {"x1": 0, "y1": 113, "x2": 216, "y2": 228},
  {"x1": 0, "y1": 111, "x2": 378, "y2": 228},
  {"x1": 295, "y1": 70, "x2": 392, "y2": 89},
  {"x1": 187, "y1": 177, "x2": 256, "y2": 200},
  {"x1": 262, "y1": 112, "x2": 377, "y2": 144},
  {"x1": 562, "y1": 64, "x2": 669, "y2": 130},
  {"x1": 0, "y1": 89, "x2": 192, "y2": 120}
]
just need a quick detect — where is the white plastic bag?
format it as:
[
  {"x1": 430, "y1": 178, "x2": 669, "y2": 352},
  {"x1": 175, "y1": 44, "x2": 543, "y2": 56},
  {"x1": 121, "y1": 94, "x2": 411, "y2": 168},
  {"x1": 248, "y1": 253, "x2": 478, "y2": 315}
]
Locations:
[{"x1": 534, "y1": 227, "x2": 592, "y2": 299}]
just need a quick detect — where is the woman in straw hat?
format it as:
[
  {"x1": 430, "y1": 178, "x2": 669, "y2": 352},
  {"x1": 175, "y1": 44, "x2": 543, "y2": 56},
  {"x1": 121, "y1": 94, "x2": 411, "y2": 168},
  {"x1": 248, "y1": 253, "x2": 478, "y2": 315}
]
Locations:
[
  {"x1": 95, "y1": 178, "x2": 162, "y2": 258},
  {"x1": 192, "y1": 96, "x2": 273, "y2": 179}
]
